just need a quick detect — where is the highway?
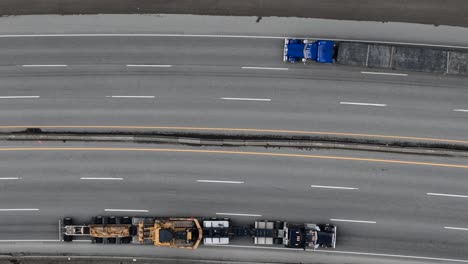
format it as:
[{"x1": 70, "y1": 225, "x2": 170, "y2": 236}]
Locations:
[
  {"x1": 0, "y1": 143, "x2": 467, "y2": 262},
  {"x1": 0, "y1": 37, "x2": 467, "y2": 141},
  {"x1": 0, "y1": 17, "x2": 467, "y2": 263}
]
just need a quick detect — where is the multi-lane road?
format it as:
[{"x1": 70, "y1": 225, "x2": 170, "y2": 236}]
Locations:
[
  {"x1": 0, "y1": 144, "x2": 467, "y2": 262},
  {"x1": 0, "y1": 36, "x2": 467, "y2": 140},
  {"x1": 0, "y1": 33, "x2": 467, "y2": 263}
]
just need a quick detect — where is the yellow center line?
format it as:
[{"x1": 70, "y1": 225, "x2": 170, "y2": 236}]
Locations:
[
  {"x1": 0, "y1": 125, "x2": 467, "y2": 144},
  {"x1": 1, "y1": 147, "x2": 467, "y2": 169}
]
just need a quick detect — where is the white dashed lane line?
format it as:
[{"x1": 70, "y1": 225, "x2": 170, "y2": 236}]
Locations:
[
  {"x1": 220, "y1": 97, "x2": 271, "y2": 102},
  {"x1": 311, "y1": 185, "x2": 359, "y2": 190},
  {"x1": 340, "y1": 101, "x2": 387, "y2": 107}
]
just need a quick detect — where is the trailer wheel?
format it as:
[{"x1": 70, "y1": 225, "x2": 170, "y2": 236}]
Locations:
[
  {"x1": 121, "y1": 237, "x2": 132, "y2": 244},
  {"x1": 274, "y1": 221, "x2": 284, "y2": 230},
  {"x1": 63, "y1": 217, "x2": 73, "y2": 226},
  {"x1": 121, "y1": 216, "x2": 131, "y2": 224},
  {"x1": 93, "y1": 237, "x2": 103, "y2": 244},
  {"x1": 63, "y1": 235, "x2": 73, "y2": 242},
  {"x1": 94, "y1": 216, "x2": 104, "y2": 224},
  {"x1": 108, "y1": 216, "x2": 117, "y2": 224},
  {"x1": 273, "y1": 238, "x2": 283, "y2": 245}
]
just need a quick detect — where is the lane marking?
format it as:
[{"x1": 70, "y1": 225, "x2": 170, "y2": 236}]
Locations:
[
  {"x1": 213, "y1": 245, "x2": 468, "y2": 263},
  {"x1": 0, "y1": 126, "x2": 466, "y2": 144},
  {"x1": 105, "y1": 96, "x2": 155, "y2": 99},
  {"x1": 126, "y1": 64, "x2": 172, "y2": 68},
  {"x1": 0, "y1": 209, "x2": 39, "y2": 211},
  {"x1": 197, "y1": 180, "x2": 244, "y2": 184},
  {"x1": 0, "y1": 239, "x2": 60, "y2": 242},
  {"x1": 216, "y1": 213, "x2": 262, "y2": 217},
  {"x1": 2, "y1": 34, "x2": 467, "y2": 50},
  {"x1": 311, "y1": 185, "x2": 358, "y2": 190},
  {"x1": 340, "y1": 101, "x2": 387, "y2": 107},
  {"x1": 445, "y1": 226, "x2": 468, "y2": 231},
  {"x1": 220, "y1": 97, "x2": 271, "y2": 102},
  {"x1": 0, "y1": 177, "x2": 20, "y2": 180},
  {"x1": 80, "y1": 177, "x2": 123, "y2": 180},
  {"x1": 0, "y1": 96, "x2": 40, "y2": 99},
  {"x1": 361, "y1": 71, "x2": 408, "y2": 76},
  {"x1": 22, "y1": 65, "x2": 67, "y2": 67},
  {"x1": 427, "y1": 192, "x2": 468, "y2": 198},
  {"x1": 104, "y1": 209, "x2": 149, "y2": 212},
  {"x1": 330, "y1": 218, "x2": 376, "y2": 224},
  {"x1": 241, "y1": 66, "x2": 288, "y2": 70},
  {"x1": 0, "y1": 148, "x2": 467, "y2": 169},
  {"x1": 453, "y1": 109, "x2": 468, "y2": 112}
]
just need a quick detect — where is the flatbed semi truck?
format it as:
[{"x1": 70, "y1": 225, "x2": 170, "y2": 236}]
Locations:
[{"x1": 62, "y1": 216, "x2": 336, "y2": 250}]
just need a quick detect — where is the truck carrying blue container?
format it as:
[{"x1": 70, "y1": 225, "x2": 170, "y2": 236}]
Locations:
[{"x1": 283, "y1": 38, "x2": 336, "y2": 63}]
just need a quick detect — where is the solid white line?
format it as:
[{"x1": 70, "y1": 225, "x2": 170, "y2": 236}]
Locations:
[
  {"x1": 453, "y1": 109, "x2": 468, "y2": 112},
  {"x1": 126, "y1": 64, "x2": 172, "y2": 68},
  {"x1": 330, "y1": 218, "x2": 376, "y2": 224},
  {"x1": 58, "y1": 219, "x2": 62, "y2": 241},
  {"x1": 427, "y1": 192, "x2": 468, "y2": 198},
  {"x1": 340, "y1": 101, "x2": 387, "y2": 107},
  {"x1": 445, "y1": 226, "x2": 468, "y2": 231},
  {"x1": 212, "y1": 245, "x2": 468, "y2": 263},
  {"x1": 1, "y1": 34, "x2": 468, "y2": 50},
  {"x1": 361, "y1": 71, "x2": 408, "y2": 76},
  {"x1": 0, "y1": 239, "x2": 60, "y2": 242},
  {"x1": 0, "y1": 177, "x2": 20, "y2": 180},
  {"x1": 80, "y1": 177, "x2": 123, "y2": 180},
  {"x1": 197, "y1": 180, "x2": 244, "y2": 184},
  {"x1": 220, "y1": 97, "x2": 271, "y2": 102},
  {"x1": 216, "y1": 213, "x2": 262, "y2": 217},
  {"x1": 0, "y1": 96, "x2": 40, "y2": 99},
  {"x1": 0, "y1": 209, "x2": 39, "y2": 211},
  {"x1": 22, "y1": 65, "x2": 67, "y2": 67},
  {"x1": 105, "y1": 96, "x2": 155, "y2": 98},
  {"x1": 242, "y1": 66, "x2": 288, "y2": 71},
  {"x1": 311, "y1": 185, "x2": 358, "y2": 190},
  {"x1": 104, "y1": 209, "x2": 149, "y2": 212}
]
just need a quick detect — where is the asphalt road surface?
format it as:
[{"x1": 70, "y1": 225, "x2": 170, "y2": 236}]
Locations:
[
  {"x1": 0, "y1": 143, "x2": 468, "y2": 258},
  {"x1": 1, "y1": 0, "x2": 468, "y2": 27},
  {"x1": 0, "y1": 143, "x2": 467, "y2": 262},
  {"x1": 0, "y1": 36, "x2": 467, "y2": 141}
]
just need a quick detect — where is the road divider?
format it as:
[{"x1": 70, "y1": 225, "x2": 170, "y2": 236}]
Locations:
[
  {"x1": 2, "y1": 128, "x2": 468, "y2": 158},
  {"x1": 220, "y1": 97, "x2": 271, "y2": 102},
  {"x1": 427, "y1": 192, "x2": 468, "y2": 198},
  {"x1": 197, "y1": 180, "x2": 244, "y2": 184},
  {"x1": 330, "y1": 218, "x2": 376, "y2": 224},
  {"x1": 216, "y1": 213, "x2": 262, "y2": 217},
  {"x1": 340, "y1": 102, "x2": 387, "y2": 107},
  {"x1": 311, "y1": 185, "x2": 358, "y2": 190}
]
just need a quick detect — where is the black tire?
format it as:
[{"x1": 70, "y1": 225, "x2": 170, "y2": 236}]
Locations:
[
  {"x1": 93, "y1": 237, "x2": 103, "y2": 244},
  {"x1": 273, "y1": 238, "x2": 283, "y2": 245},
  {"x1": 121, "y1": 237, "x2": 132, "y2": 244},
  {"x1": 108, "y1": 216, "x2": 117, "y2": 224},
  {"x1": 107, "y1": 238, "x2": 116, "y2": 244},
  {"x1": 63, "y1": 235, "x2": 73, "y2": 242},
  {"x1": 274, "y1": 221, "x2": 284, "y2": 230},
  {"x1": 93, "y1": 216, "x2": 103, "y2": 224},
  {"x1": 121, "y1": 216, "x2": 131, "y2": 225},
  {"x1": 63, "y1": 217, "x2": 73, "y2": 226}
]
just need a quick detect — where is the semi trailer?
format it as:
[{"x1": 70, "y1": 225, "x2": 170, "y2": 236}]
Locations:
[{"x1": 62, "y1": 216, "x2": 336, "y2": 250}]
